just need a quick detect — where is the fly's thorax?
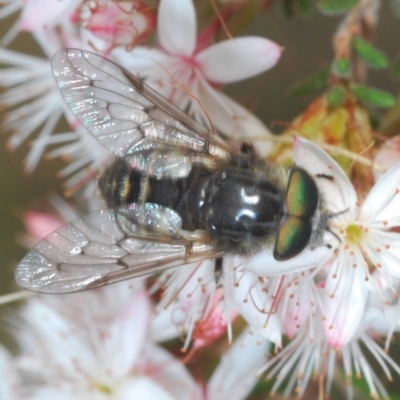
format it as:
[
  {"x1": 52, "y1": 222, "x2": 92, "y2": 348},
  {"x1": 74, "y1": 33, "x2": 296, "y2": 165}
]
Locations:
[{"x1": 202, "y1": 164, "x2": 285, "y2": 255}]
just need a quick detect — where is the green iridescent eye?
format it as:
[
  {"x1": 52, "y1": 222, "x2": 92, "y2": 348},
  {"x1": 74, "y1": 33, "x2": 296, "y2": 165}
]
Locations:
[
  {"x1": 286, "y1": 167, "x2": 318, "y2": 218},
  {"x1": 273, "y1": 216, "x2": 312, "y2": 260},
  {"x1": 274, "y1": 167, "x2": 319, "y2": 261}
]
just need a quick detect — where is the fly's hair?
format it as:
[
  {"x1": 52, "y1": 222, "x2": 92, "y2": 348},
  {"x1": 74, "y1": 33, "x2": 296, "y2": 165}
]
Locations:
[{"x1": 310, "y1": 173, "x2": 347, "y2": 249}]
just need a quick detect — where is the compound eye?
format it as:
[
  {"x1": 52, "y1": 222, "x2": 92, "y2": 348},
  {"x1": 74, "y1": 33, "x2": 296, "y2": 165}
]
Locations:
[
  {"x1": 286, "y1": 167, "x2": 318, "y2": 218},
  {"x1": 273, "y1": 216, "x2": 312, "y2": 261}
]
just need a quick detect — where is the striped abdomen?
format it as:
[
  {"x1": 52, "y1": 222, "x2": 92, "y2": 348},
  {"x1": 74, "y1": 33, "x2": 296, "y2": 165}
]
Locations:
[{"x1": 97, "y1": 157, "x2": 210, "y2": 231}]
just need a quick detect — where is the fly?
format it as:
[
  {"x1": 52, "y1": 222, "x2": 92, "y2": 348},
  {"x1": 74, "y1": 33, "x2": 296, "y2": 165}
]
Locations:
[{"x1": 15, "y1": 49, "x2": 328, "y2": 294}]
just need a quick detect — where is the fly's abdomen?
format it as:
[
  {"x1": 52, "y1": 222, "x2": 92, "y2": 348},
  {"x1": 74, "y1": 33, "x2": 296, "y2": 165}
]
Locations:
[
  {"x1": 98, "y1": 158, "x2": 210, "y2": 231},
  {"x1": 98, "y1": 158, "x2": 144, "y2": 207}
]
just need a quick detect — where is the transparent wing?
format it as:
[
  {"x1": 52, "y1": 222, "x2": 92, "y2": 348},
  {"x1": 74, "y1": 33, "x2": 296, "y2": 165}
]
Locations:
[
  {"x1": 15, "y1": 209, "x2": 222, "y2": 294},
  {"x1": 52, "y1": 48, "x2": 231, "y2": 160}
]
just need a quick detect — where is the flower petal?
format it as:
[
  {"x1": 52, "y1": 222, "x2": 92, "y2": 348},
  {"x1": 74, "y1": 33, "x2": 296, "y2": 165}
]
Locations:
[
  {"x1": 19, "y1": 0, "x2": 80, "y2": 31},
  {"x1": 114, "y1": 46, "x2": 172, "y2": 74},
  {"x1": 208, "y1": 328, "x2": 269, "y2": 400},
  {"x1": 118, "y1": 377, "x2": 175, "y2": 400},
  {"x1": 103, "y1": 291, "x2": 150, "y2": 378},
  {"x1": 113, "y1": 47, "x2": 177, "y2": 98},
  {"x1": 18, "y1": 298, "x2": 98, "y2": 376},
  {"x1": 361, "y1": 162, "x2": 400, "y2": 226},
  {"x1": 196, "y1": 37, "x2": 281, "y2": 83},
  {"x1": 366, "y1": 231, "x2": 400, "y2": 279},
  {"x1": 150, "y1": 307, "x2": 181, "y2": 342},
  {"x1": 245, "y1": 246, "x2": 332, "y2": 276},
  {"x1": 293, "y1": 136, "x2": 358, "y2": 214},
  {"x1": 197, "y1": 79, "x2": 274, "y2": 157},
  {"x1": 143, "y1": 344, "x2": 201, "y2": 399},
  {"x1": 158, "y1": 0, "x2": 196, "y2": 56},
  {"x1": 23, "y1": 387, "x2": 75, "y2": 400},
  {"x1": 362, "y1": 303, "x2": 400, "y2": 336},
  {"x1": 281, "y1": 280, "x2": 314, "y2": 337},
  {"x1": 322, "y1": 259, "x2": 368, "y2": 349}
]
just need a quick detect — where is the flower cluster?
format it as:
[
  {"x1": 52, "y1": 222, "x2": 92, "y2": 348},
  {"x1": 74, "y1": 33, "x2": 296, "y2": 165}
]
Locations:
[
  {"x1": 2, "y1": 281, "x2": 272, "y2": 399},
  {"x1": 241, "y1": 137, "x2": 400, "y2": 398},
  {"x1": 0, "y1": 0, "x2": 280, "y2": 189},
  {"x1": 1, "y1": 0, "x2": 400, "y2": 399}
]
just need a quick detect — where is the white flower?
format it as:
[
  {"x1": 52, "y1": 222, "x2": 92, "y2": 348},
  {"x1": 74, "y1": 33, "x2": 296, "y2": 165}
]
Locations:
[
  {"x1": 2, "y1": 0, "x2": 281, "y2": 194},
  {"x1": 243, "y1": 136, "x2": 400, "y2": 350},
  {"x1": 0, "y1": 0, "x2": 81, "y2": 46},
  {"x1": 114, "y1": 0, "x2": 282, "y2": 156},
  {"x1": 0, "y1": 3, "x2": 109, "y2": 182},
  {"x1": 216, "y1": 251, "x2": 400, "y2": 399},
  {"x1": 258, "y1": 287, "x2": 400, "y2": 400},
  {"x1": 292, "y1": 137, "x2": 400, "y2": 349},
  {"x1": 0, "y1": 47, "x2": 109, "y2": 194},
  {"x1": 14, "y1": 283, "x2": 201, "y2": 399},
  {"x1": 0, "y1": 48, "x2": 69, "y2": 172}
]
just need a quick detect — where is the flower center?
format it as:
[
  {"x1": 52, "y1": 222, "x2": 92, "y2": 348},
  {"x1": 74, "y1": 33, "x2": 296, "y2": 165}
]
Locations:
[
  {"x1": 345, "y1": 224, "x2": 363, "y2": 243},
  {"x1": 97, "y1": 383, "x2": 113, "y2": 394},
  {"x1": 180, "y1": 55, "x2": 200, "y2": 71}
]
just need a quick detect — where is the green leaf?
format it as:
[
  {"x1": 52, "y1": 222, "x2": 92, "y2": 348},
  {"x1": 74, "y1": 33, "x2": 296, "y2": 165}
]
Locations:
[
  {"x1": 389, "y1": 393, "x2": 400, "y2": 400},
  {"x1": 392, "y1": 56, "x2": 400, "y2": 79},
  {"x1": 317, "y1": 0, "x2": 358, "y2": 15},
  {"x1": 299, "y1": 0, "x2": 313, "y2": 14},
  {"x1": 352, "y1": 37, "x2": 389, "y2": 69},
  {"x1": 351, "y1": 85, "x2": 395, "y2": 108},
  {"x1": 289, "y1": 67, "x2": 330, "y2": 97},
  {"x1": 327, "y1": 85, "x2": 347, "y2": 107},
  {"x1": 332, "y1": 58, "x2": 351, "y2": 76}
]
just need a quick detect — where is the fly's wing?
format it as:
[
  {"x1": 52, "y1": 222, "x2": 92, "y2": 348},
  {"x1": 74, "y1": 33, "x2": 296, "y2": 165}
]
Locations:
[
  {"x1": 51, "y1": 48, "x2": 231, "y2": 161},
  {"x1": 15, "y1": 209, "x2": 222, "y2": 294}
]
